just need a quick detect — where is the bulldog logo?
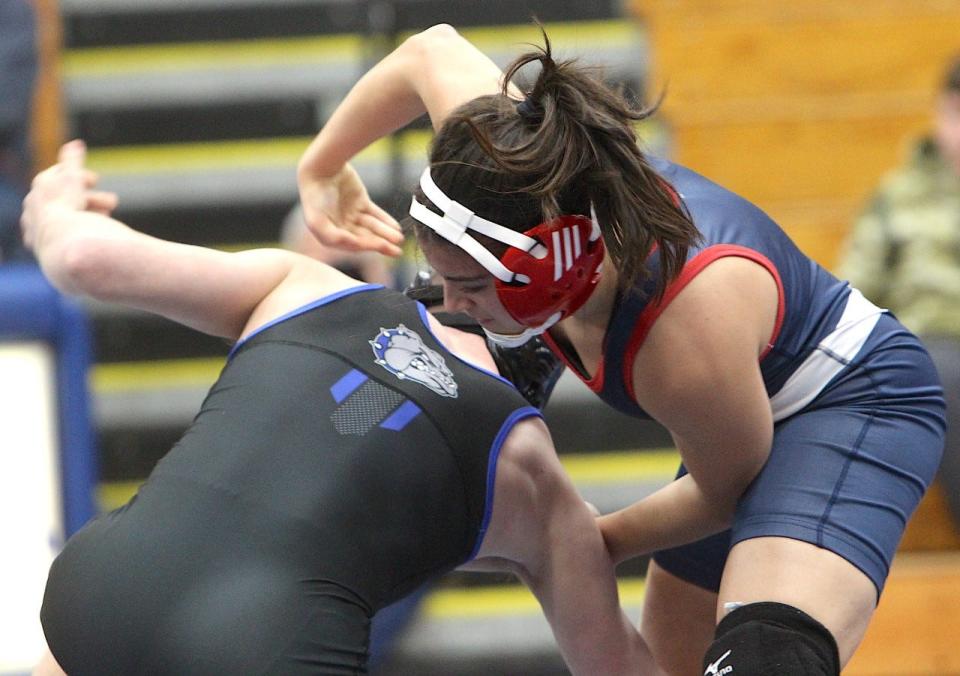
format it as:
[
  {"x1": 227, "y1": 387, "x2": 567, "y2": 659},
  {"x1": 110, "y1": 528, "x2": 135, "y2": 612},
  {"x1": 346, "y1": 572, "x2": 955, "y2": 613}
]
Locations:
[{"x1": 370, "y1": 324, "x2": 458, "y2": 398}]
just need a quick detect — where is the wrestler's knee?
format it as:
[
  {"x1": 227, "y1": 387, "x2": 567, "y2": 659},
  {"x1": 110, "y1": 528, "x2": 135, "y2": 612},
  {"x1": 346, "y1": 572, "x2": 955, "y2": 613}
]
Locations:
[{"x1": 702, "y1": 602, "x2": 839, "y2": 676}]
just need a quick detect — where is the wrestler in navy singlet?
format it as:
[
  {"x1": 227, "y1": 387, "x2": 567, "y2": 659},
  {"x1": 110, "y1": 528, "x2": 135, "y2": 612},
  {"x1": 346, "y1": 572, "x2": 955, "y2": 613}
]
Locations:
[
  {"x1": 545, "y1": 158, "x2": 946, "y2": 595},
  {"x1": 41, "y1": 286, "x2": 538, "y2": 675}
]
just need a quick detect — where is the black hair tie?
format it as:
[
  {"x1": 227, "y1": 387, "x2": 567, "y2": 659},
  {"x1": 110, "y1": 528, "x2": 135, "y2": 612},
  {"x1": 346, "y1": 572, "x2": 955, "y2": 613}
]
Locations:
[{"x1": 516, "y1": 95, "x2": 543, "y2": 121}]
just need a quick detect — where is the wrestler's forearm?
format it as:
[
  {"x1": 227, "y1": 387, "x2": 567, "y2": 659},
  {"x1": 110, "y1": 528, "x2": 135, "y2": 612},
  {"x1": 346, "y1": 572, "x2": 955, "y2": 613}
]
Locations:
[
  {"x1": 528, "y1": 494, "x2": 656, "y2": 675},
  {"x1": 598, "y1": 473, "x2": 736, "y2": 565},
  {"x1": 31, "y1": 204, "x2": 135, "y2": 297},
  {"x1": 34, "y1": 206, "x2": 298, "y2": 338}
]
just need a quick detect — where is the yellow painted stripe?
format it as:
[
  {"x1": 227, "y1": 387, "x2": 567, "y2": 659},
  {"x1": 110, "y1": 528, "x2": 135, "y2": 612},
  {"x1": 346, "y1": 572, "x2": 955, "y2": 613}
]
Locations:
[
  {"x1": 561, "y1": 449, "x2": 679, "y2": 483},
  {"x1": 84, "y1": 131, "x2": 432, "y2": 175},
  {"x1": 424, "y1": 577, "x2": 646, "y2": 619},
  {"x1": 64, "y1": 20, "x2": 640, "y2": 77},
  {"x1": 91, "y1": 356, "x2": 226, "y2": 393},
  {"x1": 82, "y1": 120, "x2": 665, "y2": 176},
  {"x1": 98, "y1": 480, "x2": 143, "y2": 512},
  {"x1": 64, "y1": 34, "x2": 366, "y2": 76},
  {"x1": 421, "y1": 20, "x2": 640, "y2": 52},
  {"x1": 86, "y1": 137, "x2": 307, "y2": 172}
]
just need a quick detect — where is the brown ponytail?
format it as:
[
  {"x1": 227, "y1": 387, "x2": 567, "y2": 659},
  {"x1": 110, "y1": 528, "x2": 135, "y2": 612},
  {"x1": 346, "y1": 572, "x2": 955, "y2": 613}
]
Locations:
[{"x1": 414, "y1": 26, "x2": 700, "y2": 296}]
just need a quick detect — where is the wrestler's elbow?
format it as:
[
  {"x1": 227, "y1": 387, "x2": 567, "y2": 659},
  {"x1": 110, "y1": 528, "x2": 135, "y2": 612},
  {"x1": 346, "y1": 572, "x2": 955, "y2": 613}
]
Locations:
[
  {"x1": 403, "y1": 24, "x2": 468, "y2": 68},
  {"x1": 409, "y1": 23, "x2": 460, "y2": 46}
]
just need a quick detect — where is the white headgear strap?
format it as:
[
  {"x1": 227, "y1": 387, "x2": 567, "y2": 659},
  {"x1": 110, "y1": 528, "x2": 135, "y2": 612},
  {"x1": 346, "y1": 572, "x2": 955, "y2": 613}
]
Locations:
[
  {"x1": 482, "y1": 311, "x2": 563, "y2": 347},
  {"x1": 409, "y1": 167, "x2": 549, "y2": 284}
]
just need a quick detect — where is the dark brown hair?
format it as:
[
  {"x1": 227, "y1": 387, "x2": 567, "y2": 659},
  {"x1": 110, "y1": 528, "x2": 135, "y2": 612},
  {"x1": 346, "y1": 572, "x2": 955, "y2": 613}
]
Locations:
[{"x1": 410, "y1": 28, "x2": 700, "y2": 296}]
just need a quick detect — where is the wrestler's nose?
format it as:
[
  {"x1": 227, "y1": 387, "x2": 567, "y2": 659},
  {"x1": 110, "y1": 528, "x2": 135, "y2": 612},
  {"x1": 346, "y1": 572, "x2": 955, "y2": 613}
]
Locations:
[{"x1": 442, "y1": 283, "x2": 474, "y2": 316}]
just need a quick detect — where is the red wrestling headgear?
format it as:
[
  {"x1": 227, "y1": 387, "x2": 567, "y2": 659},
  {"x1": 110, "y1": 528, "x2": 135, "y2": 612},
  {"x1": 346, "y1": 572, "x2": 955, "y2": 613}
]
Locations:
[{"x1": 409, "y1": 167, "x2": 605, "y2": 345}]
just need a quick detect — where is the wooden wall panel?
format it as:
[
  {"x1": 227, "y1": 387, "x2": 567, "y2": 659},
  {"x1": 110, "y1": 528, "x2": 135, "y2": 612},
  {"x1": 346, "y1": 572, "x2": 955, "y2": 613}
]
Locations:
[
  {"x1": 32, "y1": 0, "x2": 65, "y2": 171},
  {"x1": 632, "y1": 0, "x2": 960, "y2": 270},
  {"x1": 675, "y1": 115, "x2": 929, "y2": 203},
  {"x1": 845, "y1": 553, "x2": 960, "y2": 675}
]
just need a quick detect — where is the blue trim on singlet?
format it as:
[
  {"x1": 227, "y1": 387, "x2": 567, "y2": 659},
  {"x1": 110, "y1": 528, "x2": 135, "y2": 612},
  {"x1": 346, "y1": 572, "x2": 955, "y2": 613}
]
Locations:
[
  {"x1": 379, "y1": 400, "x2": 422, "y2": 431},
  {"x1": 414, "y1": 303, "x2": 544, "y2": 556},
  {"x1": 228, "y1": 283, "x2": 384, "y2": 359},
  {"x1": 415, "y1": 302, "x2": 517, "y2": 389},
  {"x1": 330, "y1": 369, "x2": 369, "y2": 403},
  {"x1": 468, "y1": 405, "x2": 543, "y2": 560}
]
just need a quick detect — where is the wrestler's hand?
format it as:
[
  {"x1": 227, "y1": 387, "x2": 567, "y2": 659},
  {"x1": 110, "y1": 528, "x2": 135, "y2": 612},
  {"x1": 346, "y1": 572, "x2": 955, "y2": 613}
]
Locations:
[
  {"x1": 298, "y1": 162, "x2": 403, "y2": 257},
  {"x1": 21, "y1": 140, "x2": 118, "y2": 251}
]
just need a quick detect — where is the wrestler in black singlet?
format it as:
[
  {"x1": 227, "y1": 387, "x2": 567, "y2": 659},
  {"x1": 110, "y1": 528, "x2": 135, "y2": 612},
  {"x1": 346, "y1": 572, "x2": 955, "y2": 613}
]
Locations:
[{"x1": 41, "y1": 286, "x2": 537, "y2": 675}]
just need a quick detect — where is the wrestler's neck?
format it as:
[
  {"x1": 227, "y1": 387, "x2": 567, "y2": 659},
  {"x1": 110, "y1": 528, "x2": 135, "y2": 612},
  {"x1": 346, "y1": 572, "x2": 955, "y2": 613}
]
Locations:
[
  {"x1": 552, "y1": 251, "x2": 620, "y2": 348},
  {"x1": 431, "y1": 321, "x2": 500, "y2": 374}
]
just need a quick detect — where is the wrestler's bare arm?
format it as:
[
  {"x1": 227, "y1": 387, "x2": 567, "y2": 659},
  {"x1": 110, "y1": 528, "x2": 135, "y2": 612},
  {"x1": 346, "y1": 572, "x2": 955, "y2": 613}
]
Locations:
[
  {"x1": 22, "y1": 141, "x2": 360, "y2": 340},
  {"x1": 296, "y1": 24, "x2": 522, "y2": 255},
  {"x1": 474, "y1": 417, "x2": 656, "y2": 675}
]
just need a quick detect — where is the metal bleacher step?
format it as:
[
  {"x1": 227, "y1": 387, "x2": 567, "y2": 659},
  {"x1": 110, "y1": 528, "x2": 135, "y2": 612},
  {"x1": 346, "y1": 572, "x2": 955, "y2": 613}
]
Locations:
[
  {"x1": 61, "y1": 4, "x2": 649, "y2": 245},
  {"x1": 80, "y1": 134, "x2": 429, "y2": 239},
  {"x1": 63, "y1": 20, "x2": 644, "y2": 110},
  {"x1": 383, "y1": 577, "x2": 646, "y2": 676}
]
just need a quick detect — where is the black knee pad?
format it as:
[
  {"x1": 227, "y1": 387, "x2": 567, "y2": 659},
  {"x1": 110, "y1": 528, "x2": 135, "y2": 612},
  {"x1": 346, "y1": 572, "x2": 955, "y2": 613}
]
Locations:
[{"x1": 702, "y1": 602, "x2": 840, "y2": 676}]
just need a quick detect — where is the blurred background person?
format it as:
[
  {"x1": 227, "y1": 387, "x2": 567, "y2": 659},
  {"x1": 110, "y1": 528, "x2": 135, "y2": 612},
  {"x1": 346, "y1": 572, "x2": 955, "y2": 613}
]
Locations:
[
  {"x1": 0, "y1": 0, "x2": 39, "y2": 263},
  {"x1": 836, "y1": 52, "x2": 960, "y2": 533}
]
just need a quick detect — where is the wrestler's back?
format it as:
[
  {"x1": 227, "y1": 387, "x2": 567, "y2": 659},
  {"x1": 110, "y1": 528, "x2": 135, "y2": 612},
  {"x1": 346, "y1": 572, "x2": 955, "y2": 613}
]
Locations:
[{"x1": 40, "y1": 288, "x2": 533, "y2": 675}]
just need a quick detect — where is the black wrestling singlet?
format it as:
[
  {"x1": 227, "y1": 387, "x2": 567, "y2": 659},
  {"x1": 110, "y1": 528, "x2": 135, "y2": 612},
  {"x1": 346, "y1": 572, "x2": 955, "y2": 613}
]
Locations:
[{"x1": 41, "y1": 286, "x2": 538, "y2": 675}]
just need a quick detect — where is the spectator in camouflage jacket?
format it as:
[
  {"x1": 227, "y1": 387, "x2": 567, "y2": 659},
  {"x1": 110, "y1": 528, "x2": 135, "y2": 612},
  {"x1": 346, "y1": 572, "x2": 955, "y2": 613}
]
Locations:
[{"x1": 837, "y1": 52, "x2": 960, "y2": 532}]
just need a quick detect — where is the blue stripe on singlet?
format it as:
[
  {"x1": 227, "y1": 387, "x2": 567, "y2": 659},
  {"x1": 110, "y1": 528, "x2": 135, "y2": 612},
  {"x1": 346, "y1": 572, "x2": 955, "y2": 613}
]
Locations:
[
  {"x1": 379, "y1": 400, "x2": 422, "y2": 431},
  {"x1": 330, "y1": 369, "x2": 369, "y2": 403}
]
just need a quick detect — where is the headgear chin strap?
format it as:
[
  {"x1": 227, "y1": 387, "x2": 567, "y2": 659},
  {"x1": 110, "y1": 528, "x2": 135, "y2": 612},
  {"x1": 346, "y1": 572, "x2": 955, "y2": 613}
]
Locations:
[
  {"x1": 409, "y1": 166, "x2": 605, "y2": 338},
  {"x1": 482, "y1": 315, "x2": 561, "y2": 348}
]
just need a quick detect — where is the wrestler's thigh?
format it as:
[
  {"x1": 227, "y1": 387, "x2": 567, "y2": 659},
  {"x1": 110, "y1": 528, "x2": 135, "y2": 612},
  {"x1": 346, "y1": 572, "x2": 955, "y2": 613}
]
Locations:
[
  {"x1": 718, "y1": 536, "x2": 876, "y2": 667},
  {"x1": 640, "y1": 559, "x2": 718, "y2": 676}
]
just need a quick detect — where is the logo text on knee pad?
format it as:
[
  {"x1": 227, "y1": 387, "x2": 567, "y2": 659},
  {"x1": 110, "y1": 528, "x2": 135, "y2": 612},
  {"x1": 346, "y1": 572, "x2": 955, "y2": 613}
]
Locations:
[{"x1": 704, "y1": 649, "x2": 733, "y2": 676}]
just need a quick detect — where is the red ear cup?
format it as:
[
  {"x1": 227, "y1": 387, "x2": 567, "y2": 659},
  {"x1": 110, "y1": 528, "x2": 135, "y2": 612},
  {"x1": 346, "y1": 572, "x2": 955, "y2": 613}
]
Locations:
[{"x1": 495, "y1": 214, "x2": 605, "y2": 326}]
